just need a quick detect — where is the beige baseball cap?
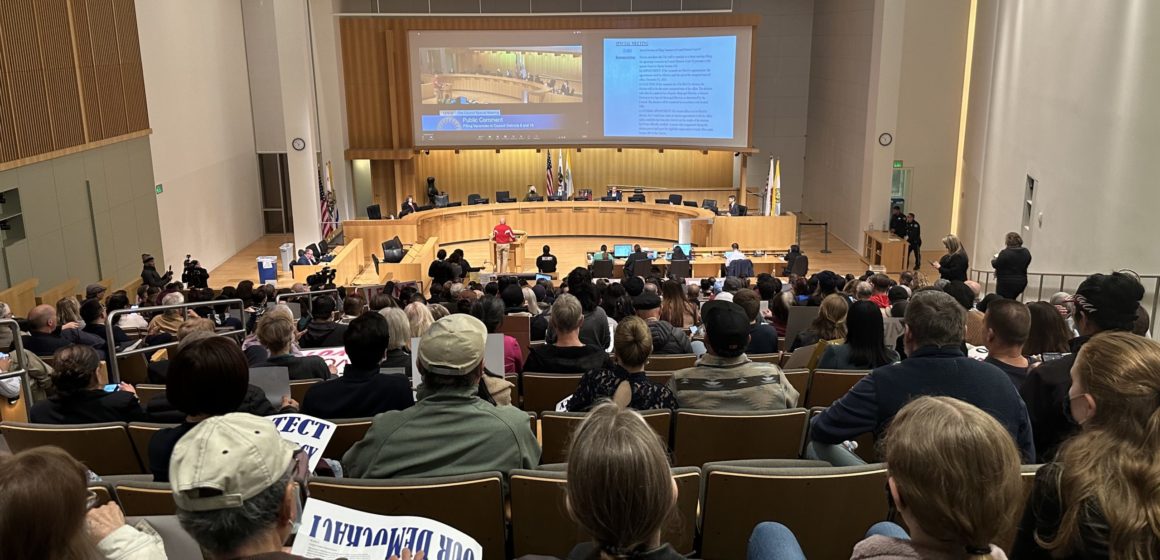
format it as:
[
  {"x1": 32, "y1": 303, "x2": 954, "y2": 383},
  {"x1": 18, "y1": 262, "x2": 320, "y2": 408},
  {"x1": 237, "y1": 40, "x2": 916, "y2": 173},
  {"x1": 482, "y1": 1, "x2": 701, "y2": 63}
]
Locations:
[
  {"x1": 170, "y1": 413, "x2": 297, "y2": 512},
  {"x1": 417, "y1": 313, "x2": 487, "y2": 376}
]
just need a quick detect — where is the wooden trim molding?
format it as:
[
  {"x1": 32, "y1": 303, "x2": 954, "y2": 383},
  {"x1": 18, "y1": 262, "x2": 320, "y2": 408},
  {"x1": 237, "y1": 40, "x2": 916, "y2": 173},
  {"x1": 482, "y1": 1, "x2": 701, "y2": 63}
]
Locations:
[{"x1": 0, "y1": 128, "x2": 151, "y2": 172}]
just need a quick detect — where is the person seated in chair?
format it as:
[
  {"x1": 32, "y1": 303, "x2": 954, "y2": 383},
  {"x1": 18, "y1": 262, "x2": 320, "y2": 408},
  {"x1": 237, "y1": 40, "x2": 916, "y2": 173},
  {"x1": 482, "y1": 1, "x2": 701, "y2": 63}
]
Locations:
[
  {"x1": 725, "y1": 194, "x2": 742, "y2": 216},
  {"x1": 623, "y1": 244, "x2": 651, "y2": 278},
  {"x1": 524, "y1": 294, "x2": 610, "y2": 374},
  {"x1": 29, "y1": 344, "x2": 147, "y2": 424},
  {"x1": 298, "y1": 296, "x2": 346, "y2": 349},
  {"x1": 536, "y1": 245, "x2": 558, "y2": 274},
  {"x1": 524, "y1": 185, "x2": 540, "y2": 201},
  {"x1": 252, "y1": 313, "x2": 331, "y2": 380},
  {"x1": 22, "y1": 304, "x2": 95, "y2": 357},
  {"x1": 301, "y1": 312, "x2": 414, "y2": 419},
  {"x1": 782, "y1": 244, "x2": 804, "y2": 275},
  {"x1": 400, "y1": 195, "x2": 419, "y2": 217},
  {"x1": 633, "y1": 292, "x2": 692, "y2": 355},
  {"x1": 295, "y1": 248, "x2": 316, "y2": 266},
  {"x1": 592, "y1": 244, "x2": 611, "y2": 261}
]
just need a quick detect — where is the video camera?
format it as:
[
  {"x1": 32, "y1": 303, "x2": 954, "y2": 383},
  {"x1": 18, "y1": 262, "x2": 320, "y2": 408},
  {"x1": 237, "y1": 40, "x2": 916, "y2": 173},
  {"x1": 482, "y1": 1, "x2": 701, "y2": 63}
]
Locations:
[
  {"x1": 182, "y1": 254, "x2": 210, "y2": 289},
  {"x1": 307, "y1": 266, "x2": 336, "y2": 289}
]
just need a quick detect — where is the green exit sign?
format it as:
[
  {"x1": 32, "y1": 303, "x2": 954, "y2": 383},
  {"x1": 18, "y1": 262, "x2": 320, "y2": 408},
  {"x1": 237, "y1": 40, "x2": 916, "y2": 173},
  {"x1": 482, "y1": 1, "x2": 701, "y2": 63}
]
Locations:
[
  {"x1": 155, "y1": 184, "x2": 164, "y2": 194},
  {"x1": 892, "y1": 160, "x2": 903, "y2": 169}
]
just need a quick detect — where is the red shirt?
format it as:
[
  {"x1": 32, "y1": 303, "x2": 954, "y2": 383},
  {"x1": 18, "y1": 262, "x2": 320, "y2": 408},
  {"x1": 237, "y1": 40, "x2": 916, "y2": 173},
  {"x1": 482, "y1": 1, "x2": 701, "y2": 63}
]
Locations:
[
  {"x1": 870, "y1": 292, "x2": 891, "y2": 309},
  {"x1": 493, "y1": 224, "x2": 514, "y2": 244}
]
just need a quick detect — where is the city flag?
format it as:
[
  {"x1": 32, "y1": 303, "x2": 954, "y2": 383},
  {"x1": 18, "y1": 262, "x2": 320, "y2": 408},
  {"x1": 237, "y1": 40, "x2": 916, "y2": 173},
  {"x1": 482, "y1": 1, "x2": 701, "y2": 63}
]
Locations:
[
  {"x1": 764, "y1": 157, "x2": 781, "y2": 216},
  {"x1": 562, "y1": 150, "x2": 574, "y2": 198},
  {"x1": 557, "y1": 149, "x2": 565, "y2": 196}
]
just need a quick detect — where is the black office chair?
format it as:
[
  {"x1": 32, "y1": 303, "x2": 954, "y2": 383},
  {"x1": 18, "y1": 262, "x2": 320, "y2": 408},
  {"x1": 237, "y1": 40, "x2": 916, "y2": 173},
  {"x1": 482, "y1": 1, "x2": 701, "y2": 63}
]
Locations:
[
  {"x1": 668, "y1": 194, "x2": 683, "y2": 205},
  {"x1": 434, "y1": 194, "x2": 449, "y2": 208},
  {"x1": 683, "y1": 201, "x2": 698, "y2": 208},
  {"x1": 631, "y1": 259, "x2": 652, "y2": 277},
  {"x1": 526, "y1": 195, "x2": 544, "y2": 202},
  {"x1": 366, "y1": 204, "x2": 382, "y2": 220},
  {"x1": 591, "y1": 259, "x2": 614, "y2": 279},
  {"x1": 600, "y1": 196, "x2": 618, "y2": 202},
  {"x1": 318, "y1": 239, "x2": 330, "y2": 255},
  {"x1": 655, "y1": 199, "x2": 672, "y2": 204},
  {"x1": 702, "y1": 199, "x2": 718, "y2": 212},
  {"x1": 628, "y1": 194, "x2": 646, "y2": 203},
  {"x1": 372, "y1": 254, "x2": 381, "y2": 274},
  {"x1": 738, "y1": 205, "x2": 748, "y2": 216},
  {"x1": 667, "y1": 259, "x2": 691, "y2": 280},
  {"x1": 547, "y1": 195, "x2": 564, "y2": 201},
  {"x1": 468, "y1": 194, "x2": 489, "y2": 205},
  {"x1": 306, "y1": 243, "x2": 321, "y2": 258},
  {"x1": 496, "y1": 191, "x2": 516, "y2": 203}
]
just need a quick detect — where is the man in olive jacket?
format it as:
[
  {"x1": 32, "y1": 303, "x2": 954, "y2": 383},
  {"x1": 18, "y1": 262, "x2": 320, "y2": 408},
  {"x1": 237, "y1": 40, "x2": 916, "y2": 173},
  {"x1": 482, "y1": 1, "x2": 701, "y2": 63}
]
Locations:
[{"x1": 343, "y1": 313, "x2": 540, "y2": 478}]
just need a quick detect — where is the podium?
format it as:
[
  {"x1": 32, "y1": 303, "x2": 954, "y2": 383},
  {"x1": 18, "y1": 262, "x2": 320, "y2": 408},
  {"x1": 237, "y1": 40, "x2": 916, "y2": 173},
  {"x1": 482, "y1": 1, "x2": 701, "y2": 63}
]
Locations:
[{"x1": 490, "y1": 229, "x2": 527, "y2": 273}]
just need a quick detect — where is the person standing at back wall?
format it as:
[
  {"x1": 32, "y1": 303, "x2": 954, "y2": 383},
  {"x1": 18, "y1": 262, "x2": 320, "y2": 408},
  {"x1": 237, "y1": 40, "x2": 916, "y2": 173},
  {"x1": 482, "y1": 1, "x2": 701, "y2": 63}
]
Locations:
[
  {"x1": 904, "y1": 213, "x2": 922, "y2": 272},
  {"x1": 992, "y1": 232, "x2": 1032, "y2": 300}
]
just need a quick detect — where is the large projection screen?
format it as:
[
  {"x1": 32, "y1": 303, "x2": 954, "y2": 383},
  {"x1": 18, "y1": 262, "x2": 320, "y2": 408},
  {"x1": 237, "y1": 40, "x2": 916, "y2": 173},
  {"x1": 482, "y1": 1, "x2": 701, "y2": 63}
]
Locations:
[{"x1": 408, "y1": 27, "x2": 753, "y2": 148}]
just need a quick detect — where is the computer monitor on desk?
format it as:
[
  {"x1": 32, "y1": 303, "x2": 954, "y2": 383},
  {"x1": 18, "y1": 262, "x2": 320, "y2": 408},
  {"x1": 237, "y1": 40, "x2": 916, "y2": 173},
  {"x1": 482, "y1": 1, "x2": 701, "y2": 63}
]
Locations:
[{"x1": 612, "y1": 244, "x2": 632, "y2": 259}]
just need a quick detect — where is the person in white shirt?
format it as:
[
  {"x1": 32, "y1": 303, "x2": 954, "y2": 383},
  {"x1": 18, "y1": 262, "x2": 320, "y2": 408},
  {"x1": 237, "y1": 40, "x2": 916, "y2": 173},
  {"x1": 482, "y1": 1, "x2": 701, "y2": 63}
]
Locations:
[{"x1": 724, "y1": 243, "x2": 745, "y2": 267}]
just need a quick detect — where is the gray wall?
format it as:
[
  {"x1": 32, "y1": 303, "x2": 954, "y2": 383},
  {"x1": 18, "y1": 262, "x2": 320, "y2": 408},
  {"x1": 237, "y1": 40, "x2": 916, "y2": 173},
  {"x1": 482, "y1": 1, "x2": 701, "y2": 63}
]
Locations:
[{"x1": 0, "y1": 137, "x2": 164, "y2": 290}]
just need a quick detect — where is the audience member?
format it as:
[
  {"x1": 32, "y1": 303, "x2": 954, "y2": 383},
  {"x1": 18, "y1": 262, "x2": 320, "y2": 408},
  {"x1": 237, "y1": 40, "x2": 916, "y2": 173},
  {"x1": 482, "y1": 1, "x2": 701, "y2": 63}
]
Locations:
[
  {"x1": 405, "y1": 300, "x2": 434, "y2": 339},
  {"x1": 1132, "y1": 303, "x2": 1150, "y2": 336},
  {"x1": 633, "y1": 292, "x2": 693, "y2": 354},
  {"x1": 379, "y1": 306, "x2": 414, "y2": 377},
  {"x1": 148, "y1": 291, "x2": 191, "y2": 335},
  {"x1": 981, "y1": 299, "x2": 1033, "y2": 388},
  {"x1": 552, "y1": 268, "x2": 611, "y2": 351},
  {"x1": 789, "y1": 294, "x2": 848, "y2": 351},
  {"x1": 523, "y1": 287, "x2": 542, "y2": 318},
  {"x1": 1023, "y1": 301, "x2": 1072, "y2": 357},
  {"x1": 338, "y1": 295, "x2": 366, "y2": 323},
  {"x1": 945, "y1": 281, "x2": 987, "y2": 346},
  {"x1": 560, "y1": 403, "x2": 686, "y2": 560},
  {"x1": 253, "y1": 313, "x2": 331, "y2": 380},
  {"x1": 868, "y1": 274, "x2": 893, "y2": 308},
  {"x1": 934, "y1": 234, "x2": 969, "y2": 282},
  {"x1": 809, "y1": 290, "x2": 1034, "y2": 465},
  {"x1": 296, "y1": 295, "x2": 344, "y2": 349},
  {"x1": 992, "y1": 232, "x2": 1032, "y2": 299},
  {"x1": 1020, "y1": 271, "x2": 1144, "y2": 462},
  {"x1": 768, "y1": 291, "x2": 792, "y2": 337},
  {"x1": 171, "y1": 413, "x2": 313, "y2": 560},
  {"x1": 887, "y1": 285, "x2": 910, "y2": 318},
  {"x1": 525, "y1": 294, "x2": 610, "y2": 374},
  {"x1": 56, "y1": 297, "x2": 84, "y2": 328},
  {"x1": 567, "y1": 316, "x2": 677, "y2": 412},
  {"x1": 816, "y1": 301, "x2": 899, "y2": 370},
  {"x1": 428, "y1": 249, "x2": 455, "y2": 288},
  {"x1": 140, "y1": 253, "x2": 172, "y2": 288},
  {"x1": 1012, "y1": 332, "x2": 1160, "y2": 559},
  {"x1": 473, "y1": 295, "x2": 524, "y2": 375},
  {"x1": 853, "y1": 281, "x2": 874, "y2": 302},
  {"x1": 344, "y1": 314, "x2": 540, "y2": 478},
  {"x1": 733, "y1": 288, "x2": 779, "y2": 355},
  {"x1": 22, "y1": 304, "x2": 83, "y2": 356},
  {"x1": 751, "y1": 397, "x2": 1022, "y2": 560},
  {"x1": 302, "y1": 312, "x2": 413, "y2": 419},
  {"x1": 106, "y1": 290, "x2": 148, "y2": 329},
  {"x1": 428, "y1": 302, "x2": 449, "y2": 321},
  {"x1": 29, "y1": 344, "x2": 146, "y2": 424},
  {"x1": 501, "y1": 283, "x2": 530, "y2": 316},
  {"x1": 668, "y1": 301, "x2": 798, "y2": 410},
  {"x1": 659, "y1": 279, "x2": 698, "y2": 327},
  {"x1": 0, "y1": 446, "x2": 165, "y2": 559}
]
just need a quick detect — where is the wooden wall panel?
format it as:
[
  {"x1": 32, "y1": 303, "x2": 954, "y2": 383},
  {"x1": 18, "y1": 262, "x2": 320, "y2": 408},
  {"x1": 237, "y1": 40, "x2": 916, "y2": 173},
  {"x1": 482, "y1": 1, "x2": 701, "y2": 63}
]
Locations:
[{"x1": 0, "y1": 0, "x2": 149, "y2": 166}]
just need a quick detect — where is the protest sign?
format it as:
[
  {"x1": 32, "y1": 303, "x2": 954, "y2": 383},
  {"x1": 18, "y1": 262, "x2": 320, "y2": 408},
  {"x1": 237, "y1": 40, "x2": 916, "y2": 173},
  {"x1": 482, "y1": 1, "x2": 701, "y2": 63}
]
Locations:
[
  {"x1": 291, "y1": 499, "x2": 482, "y2": 560},
  {"x1": 269, "y1": 413, "x2": 336, "y2": 472}
]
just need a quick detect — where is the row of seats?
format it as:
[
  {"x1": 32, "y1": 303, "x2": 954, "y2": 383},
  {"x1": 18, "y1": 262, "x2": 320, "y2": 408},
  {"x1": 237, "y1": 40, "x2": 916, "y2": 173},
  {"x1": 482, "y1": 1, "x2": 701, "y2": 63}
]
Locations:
[{"x1": 85, "y1": 460, "x2": 1041, "y2": 560}]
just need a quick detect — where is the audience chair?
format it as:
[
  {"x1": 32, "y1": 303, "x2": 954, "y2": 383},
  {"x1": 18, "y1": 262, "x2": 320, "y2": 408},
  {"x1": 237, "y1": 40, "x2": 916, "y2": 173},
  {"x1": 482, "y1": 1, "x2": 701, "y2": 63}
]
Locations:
[
  {"x1": 0, "y1": 390, "x2": 29, "y2": 423},
  {"x1": 590, "y1": 259, "x2": 614, "y2": 279},
  {"x1": 539, "y1": 409, "x2": 672, "y2": 464},
  {"x1": 646, "y1": 353, "x2": 696, "y2": 371},
  {"x1": 521, "y1": 373, "x2": 582, "y2": 413},
  {"x1": 116, "y1": 354, "x2": 150, "y2": 385},
  {"x1": 128, "y1": 422, "x2": 178, "y2": 474},
  {"x1": 804, "y1": 370, "x2": 870, "y2": 408},
  {"x1": 509, "y1": 466, "x2": 701, "y2": 558},
  {"x1": 673, "y1": 408, "x2": 809, "y2": 467},
  {"x1": 289, "y1": 379, "x2": 321, "y2": 404},
  {"x1": 748, "y1": 352, "x2": 781, "y2": 365},
  {"x1": 644, "y1": 371, "x2": 673, "y2": 386},
  {"x1": 308, "y1": 472, "x2": 507, "y2": 560},
  {"x1": 804, "y1": 406, "x2": 878, "y2": 463},
  {"x1": 700, "y1": 461, "x2": 889, "y2": 560},
  {"x1": 1, "y1": 421, "x2": 143, "y2": 474},
  {"x1": 500, "y1": 315, "x2": 532, "y2": 360},
  {"x1": 780, "y1": 368, "x2": 810, "y2": 403},
  {"x1": 320, "y1": 417, "x2": 374, "y2": 461},
  {"x1": 115, "y1": 480, "x2": 177, "y2": 516},
  {"x1": 135, "y1": 384, "x2": 166, "y2": 406},
  {"x1": 781, "y1": 345, "x2": 816, "y2": 370},
  {"x1": 122, "y1": 515, "x2": 204, "y2": 560},
  {"x1": 783, "y1": 306, "x2": 822, "y2": 351}
]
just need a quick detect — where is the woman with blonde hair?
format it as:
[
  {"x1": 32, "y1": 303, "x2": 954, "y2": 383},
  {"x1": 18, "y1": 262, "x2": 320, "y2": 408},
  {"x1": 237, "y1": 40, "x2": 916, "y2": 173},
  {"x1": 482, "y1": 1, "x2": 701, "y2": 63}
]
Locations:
[
  {"x1": 566, "y1": 316, "x2": 677, "y2": 412},
  {"x1": 1013, "y1": 331, "x2": 1160, "y2": 558},
  {"x1": 523, "y1": 286, "x2": 543, "y2": 317},
  {"x1": 405, "y1": 301, "x2": 434, "y2": 339},
  {"x1": 379, "y1": 307, "x2": 414, "y2": 377},
  {"x1": 564, "y1": 402, "x2": 684, "y2": 559},
  {"x1": 933, "y1": 234, "x2": 969, "y2": 282},
  {"x1": 749, "y1": 396, "x2": 1022, "y2": 559},
  {"x1": 427, "y1": 303, "x2": 449, "y2": 321},
  {"x1": 788, "y1": 293, "x2": 848, "y2": 351},
  {"x1": 56, "y1": 296, "x2": 83, "y2": 327}
]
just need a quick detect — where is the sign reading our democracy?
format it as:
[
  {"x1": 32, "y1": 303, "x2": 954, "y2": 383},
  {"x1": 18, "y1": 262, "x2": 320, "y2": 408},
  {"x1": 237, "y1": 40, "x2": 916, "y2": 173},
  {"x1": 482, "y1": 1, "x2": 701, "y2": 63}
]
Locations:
[
  {"x1": 299, "y1": 347, "x2": 351, "y2": 373},
  {"x1": 269, "y1": 413, "x2": 336, "y2": 472},
  {"x1": 291, "y1": 499, "x2": 482, "y2": 560}
]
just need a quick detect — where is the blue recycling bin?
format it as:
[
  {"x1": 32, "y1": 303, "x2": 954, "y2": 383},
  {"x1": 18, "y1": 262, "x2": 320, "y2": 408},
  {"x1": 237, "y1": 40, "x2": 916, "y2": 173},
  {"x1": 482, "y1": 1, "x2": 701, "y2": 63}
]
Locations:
[{"x1": 257, "y1": 256, "x2": 278, "y2": 285}]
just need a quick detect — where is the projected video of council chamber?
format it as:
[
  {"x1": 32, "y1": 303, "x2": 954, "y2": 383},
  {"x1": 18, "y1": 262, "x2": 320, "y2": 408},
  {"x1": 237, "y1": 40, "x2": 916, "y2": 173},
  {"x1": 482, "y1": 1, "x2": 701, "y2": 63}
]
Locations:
[{"x1": 418, "y1": 46, "x2": 582, "y2": 106}]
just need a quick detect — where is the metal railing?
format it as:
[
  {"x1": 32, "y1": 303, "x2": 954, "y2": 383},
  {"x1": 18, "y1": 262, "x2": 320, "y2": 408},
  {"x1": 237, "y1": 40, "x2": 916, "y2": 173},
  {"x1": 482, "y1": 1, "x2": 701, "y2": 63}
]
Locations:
[
  {"x1": 275, "y1": 289, "x2": 341, "y2": 319},
  {"x1": 796, "y1": 221, "x2": 832, "y2": 253},
  {"x1": 0, "y1": 318, "x2": 32, "y2": 405},
  {"x1": 106, "y1": 299, "x2": 247, "y2": 384},
  {"x1": 968, "y1": 268, "x2": 1160, "y2": 336}
]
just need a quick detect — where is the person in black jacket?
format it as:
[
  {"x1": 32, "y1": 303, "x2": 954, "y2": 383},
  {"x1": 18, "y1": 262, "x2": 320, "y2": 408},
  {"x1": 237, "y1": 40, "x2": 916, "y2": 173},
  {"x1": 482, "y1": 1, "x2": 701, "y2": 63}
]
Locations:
[
  {"x1": 400, "y1": 195, "x2": 419, "y2": 217},
  {"x1": 623, "y1": 244, "x2": 651, "y2": 278},
  {"x1": 524, "y1": 294, "x2": 610, "y2": 374},
  {"x1": 991, "y1": 232, "x2": 1033, "y2": 299},
  {"x1": 252, "y1": 313, "x2": 330, "y2": 381},
  {"x1": 29, "y1": 344, "x2": 147, "y2": 425},
  {"x1": 889, "y1": 206, "x2": 907, "y2": 238},
  {"x1": 425, "y1": 176, "x2": 440, "y2": 205},
  {"x1": 633, "y1": 292, "x2": 692, "y2": 354},
  {"x1": 904, "y1": 213, "x2": 922, "y2": 271},
  {"x1": 301, "y1": 312, "x2": 414, "y2": 420},
  {"x1": 299, "y1": 295, "x2": 346, "y2": 349},
  {"x1": 79, "y1": 298, "x2": 129, "y2": 358},
  {"x1": 808, "y1": 290, "x2": 1035, "y2": 465},
  {"x1": 933, "y1": 234, "x2": 969, "y2": 282},
  {"x1": 536, "y1": 245, "x2": 558, "y2": 274},
  {"x1": 428, "y1": 249, "x2": 455, "y2": 289},
  {"x1": 139, "y1": 253, "x2": 172, "y2": 288},
  {"x1": 1019, "y1": 271, "x2": 1144, "y2": 463}
]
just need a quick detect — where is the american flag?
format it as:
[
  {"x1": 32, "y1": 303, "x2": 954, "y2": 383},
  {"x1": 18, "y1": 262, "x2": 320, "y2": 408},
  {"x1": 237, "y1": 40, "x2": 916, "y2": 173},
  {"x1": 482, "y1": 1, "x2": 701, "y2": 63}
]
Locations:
[
  {"x1": 545, "y1": 149, "x2": 554, "y2": 194},
  {"x1": 319, "y1": 163, "x2": 337, "y2": 239}
]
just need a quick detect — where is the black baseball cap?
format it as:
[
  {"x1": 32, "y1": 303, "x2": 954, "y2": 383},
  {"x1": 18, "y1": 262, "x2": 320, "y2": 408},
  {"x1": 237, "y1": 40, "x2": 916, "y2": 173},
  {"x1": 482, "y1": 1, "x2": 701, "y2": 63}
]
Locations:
[
  {"x1": 632, "y1": 292, "x2": 661, "y2": 311},
  {"x1": 702, "y1": 300, "x2": 750, "y2": 358}
]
